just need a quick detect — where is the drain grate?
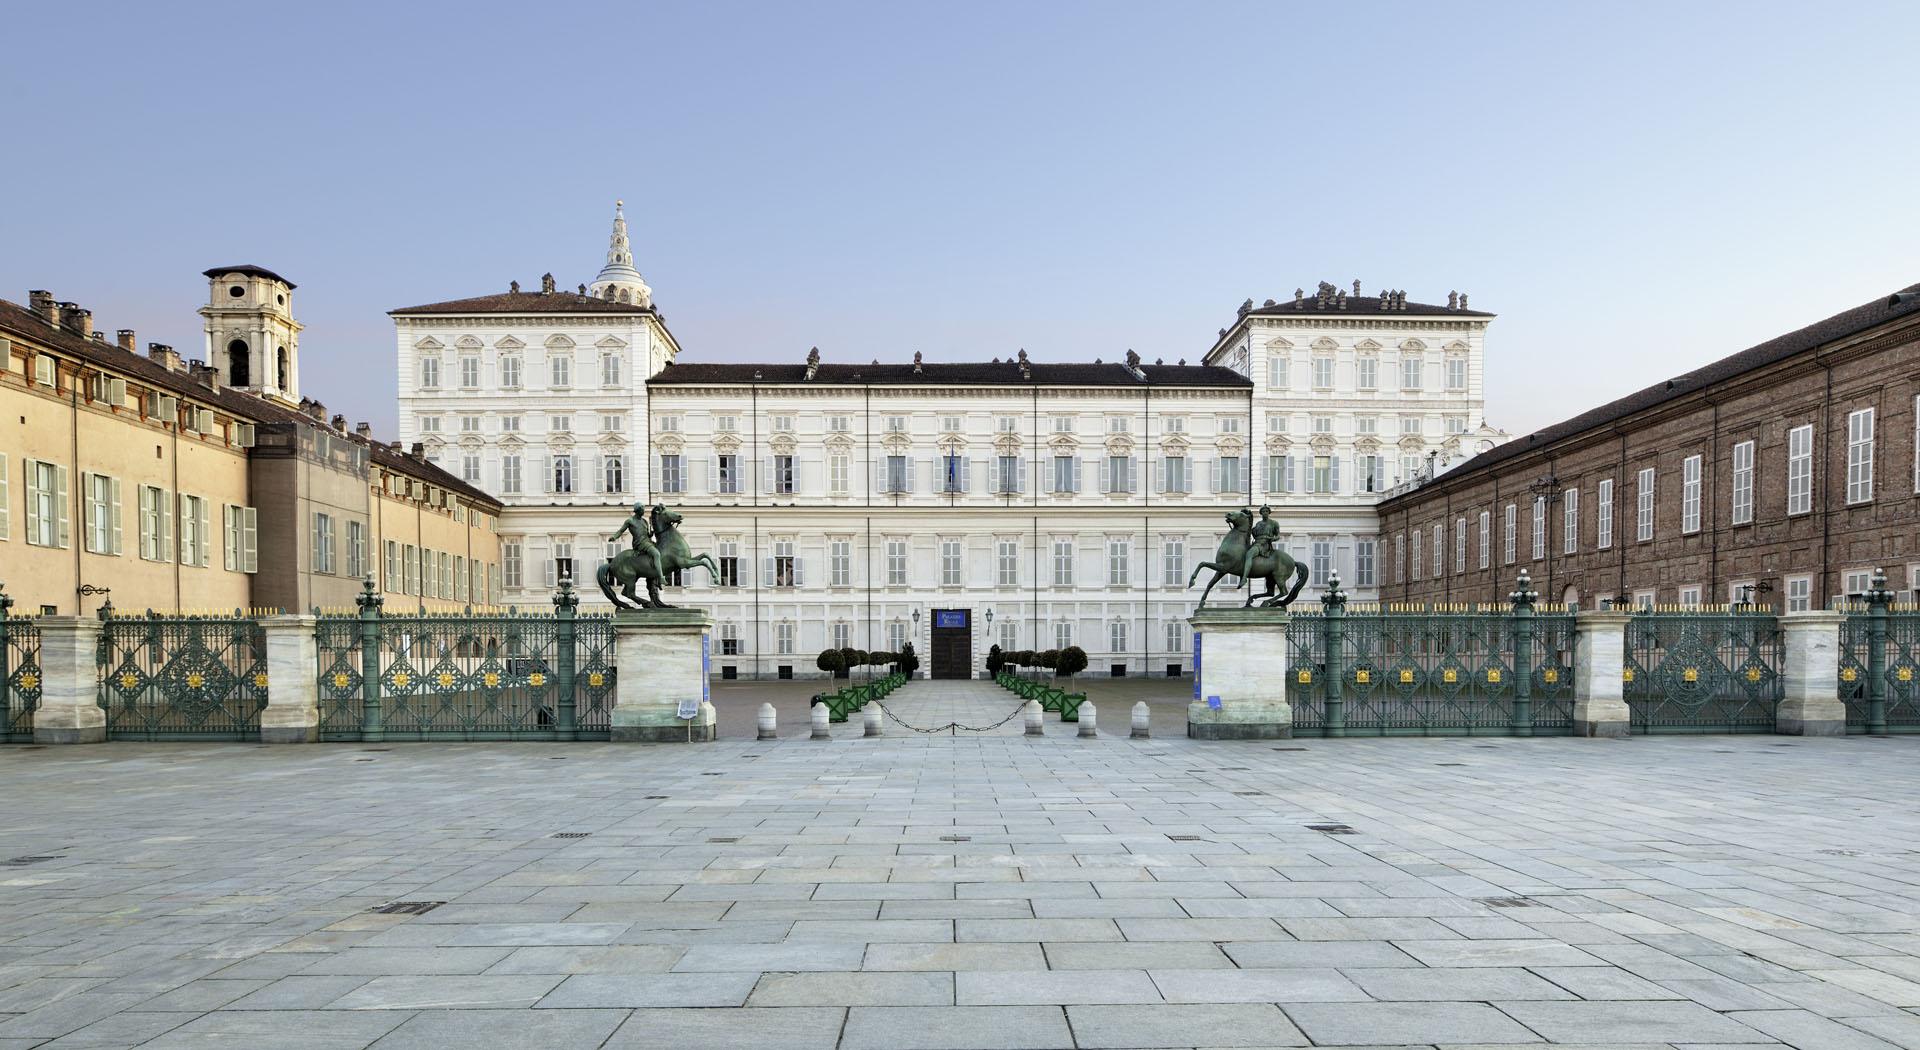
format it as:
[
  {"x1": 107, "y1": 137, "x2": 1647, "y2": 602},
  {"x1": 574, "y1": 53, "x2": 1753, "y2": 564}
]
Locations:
[
  {"x1": 939, "y1": 835, "x2": 971, "y2": 842},
  {"x1": 369, "y1": 901, "x2": 444, "y2": 915},
  {"x1": 701, "y1": 772, "x2": 725, "y2": 776},
  {"x1": 645, "y1": 795, "x2": 669, "y2": 800},
  {"x1": 1476, "y1": 897, "x2": 1537, "y2": 909},
  {"x1": 551, "y1": 832, "x2": 591, "y2": 839},
  {"x1": 708, "y1": 837, "x2": 740, "y2": 844},
  {"x1": 1166, "y1": 834, "x2": 1204, "y2": 842},
  {"x1": 1306, "y1": 824, "x2": 1357, "y2": 835},
  {"x1": 1234, "y1": 790, "x2": 1265, "y2": 796},
  {"x1": 362, "y1": 748, "x2": 391, "y2": 752},
  {"x1": 1272, "y1": 746, "x2": 1308, "y2": 751},
  {"x1": 1436, "y1": 762, "x2": 1466, "y2": 767},
  {"x1": 2, "y1": 856, "x2": 62, "y2": 867}
]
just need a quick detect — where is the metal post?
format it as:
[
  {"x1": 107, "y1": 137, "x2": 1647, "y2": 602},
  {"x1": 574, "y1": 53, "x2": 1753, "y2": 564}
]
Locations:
[
  {"x1": 1321, "y1": 574, "x2": 1346, "y2": 738},
  {"x1": 1510, "y1": 569, "x2": 1537, "y2": 736},
  {"x1": 553, "y1": 572, "x2": 578, "y2": 741},
  {"x1": 0, "y1": 584, "x2": 12, "y2": 732},
  {"x1": 1867, "y1": 568, "x2": 1892, "y2": 736},
  {"x1": 356, "y1": 575, "x2": 384, "y2": 742}
]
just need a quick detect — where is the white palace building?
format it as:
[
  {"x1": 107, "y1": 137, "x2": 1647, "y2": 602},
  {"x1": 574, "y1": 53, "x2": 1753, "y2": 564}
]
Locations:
[{"x1": 394, "y1": 204, "x2": 1507, "y2": 679}]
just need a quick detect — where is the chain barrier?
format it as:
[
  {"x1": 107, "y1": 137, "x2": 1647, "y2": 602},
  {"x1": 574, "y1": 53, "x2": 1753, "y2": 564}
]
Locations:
[{"x1": 867, "y1": 696, "x2": 1030, "y2": 735}]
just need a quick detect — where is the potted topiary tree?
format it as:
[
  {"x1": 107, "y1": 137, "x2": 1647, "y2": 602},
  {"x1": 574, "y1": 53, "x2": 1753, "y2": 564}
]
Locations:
[
  {"x1": 985, "y1": 644, "x2": 1004, "y2": 677},
  {"x1": 896, "y1": 641, "x2": 919, "y2": 678},
  {"x1": 817, "y1": 648, "x2": 847, "y2": 680},
  {"x1": 1055, "y1": 645, "x2": 1088, "y2": 680}
]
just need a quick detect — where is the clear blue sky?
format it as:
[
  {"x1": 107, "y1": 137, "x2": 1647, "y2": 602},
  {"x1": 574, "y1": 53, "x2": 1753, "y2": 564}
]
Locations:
[{"x1": 4, "y1": 2, "x2": 1915, "y2": 439}]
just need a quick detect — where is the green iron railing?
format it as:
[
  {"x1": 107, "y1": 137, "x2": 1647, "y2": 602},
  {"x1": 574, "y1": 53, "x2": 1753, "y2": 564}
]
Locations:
[
  {"x1": 316, "y1": 576, "x2": 611, "y2": 741},
  {"x1": 1838, "y1": 572, "x2": 1920, "y2": 734},
  {"x1": 1288, "y1": 573, "x2": 1574, "y2": 737},
  {"x1": 97, "y1": 611, "x2": 268, "y2": 740},
  {"x1": 1623, "y1": 606, "x2": 1782, "y2": 733},
  {"x1": 0, "y1": 587, "x2": 39, "y2": 743}
]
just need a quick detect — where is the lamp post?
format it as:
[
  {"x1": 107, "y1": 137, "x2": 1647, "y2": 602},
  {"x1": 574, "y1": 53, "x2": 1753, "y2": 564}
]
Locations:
[{"x1": 1527, "y1": 473, "x2": 1560, "y2": 604}]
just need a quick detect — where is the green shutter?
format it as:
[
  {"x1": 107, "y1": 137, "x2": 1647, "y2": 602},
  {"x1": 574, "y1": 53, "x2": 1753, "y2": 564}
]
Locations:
[
  {"x1": 109, "y1": 476, "x2": 123, "y2": 555},
  {"x1": 243, "y1": 507, "x2": 258, "y2": 574},
  {"x1": 54, "y1": 464, "x2": 70, "y2": 549}
]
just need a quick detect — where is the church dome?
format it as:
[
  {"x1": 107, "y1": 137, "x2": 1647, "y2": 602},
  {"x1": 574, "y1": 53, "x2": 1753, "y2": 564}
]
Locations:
[{"x1": 587, "y1": 200, "x2": 653, "y2": 307}]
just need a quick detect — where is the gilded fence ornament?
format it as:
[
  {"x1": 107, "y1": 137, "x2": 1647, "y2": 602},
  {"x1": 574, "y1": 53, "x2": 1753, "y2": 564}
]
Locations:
[
  {"x1": 599, "y1": 503, "x2": 720, "y2": 609},
  {"x1": 1187, "y1": 507, "x2": 1310, "y2": 610}
]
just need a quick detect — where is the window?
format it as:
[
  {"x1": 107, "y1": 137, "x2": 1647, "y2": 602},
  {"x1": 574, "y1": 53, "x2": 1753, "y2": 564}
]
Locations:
[
  {"x1": 1678, "y1": 585, "x2": 1702, "y2": 607},
  {"x1": 941, "y1": 538, "x2": 962, "y2": 587},
  {"x1": 1787, "y1": 424, "x2": 1813, "y2": 514},
  {"x1": 1218, "y1": 456, "x2": 1242, "y2": 493},
  {"x1": 603, "y1": 454, "x2": 625, "y2": 494},
  {"x1": 1268, "y1": 356, "x2": 1288, "y2": 390},
  {"x1": 887, "y1": 539, "x2": 909, "y2": 586},
  {"x1": 24, "y1": 460, "x2": 68, "y2": 549},
  {"x1": 1305, "y1": 415, "x2": 1329, "y2": 435},
  {"x1": 1411, "y1": 532, "x2": 1422, "y2": 580},
  {"x1": 829, "y1": 453, "x2": 849, "y2": 495},
  {"x1": 1445, "y1": 416, "x2": 1467, "y2": 435},
  {"x1": 1563, "y1": 487, "x2": 1579, "y2": 553},
  {"x1": 1843, "y1": 569, "x2": 1876, "y2": 598},
  {"x1": 773, "y1": 455, "x2": 794, "y2": 495},
  {"x1": 1400, "y1": 415, "x2": 1422, "y2": 436},
  {"x1": 499, "y1": 356, "x2": 521, "y2": 388},
  {"x1": 1162, "y1": 538, "x2": 1184, "y2": 586},
  {"x1": 1164, "y1": 417, "x2": 1185, "y2": 434},
  {"x1": 998, "y1": 539, "x2": 1019, "y2": 587},
  {"x1": 1309, "y1": 456, "x2": 1332, "y2": 495},
  {"x1": 1105, "y1": 455, "x2": 1133, "y2": 494},
  {"x1": 1731, "y1": 441, "x2": 1754, "y2": 525},
  {"x1": 830, "y1": 539, "x2": 851, "y2": 587},
  {"x1": 772, "y1": 416, "x2": 794, "y2": 433},
  {"x1": 384, "y1": 539, "x2": 400, "y2": 590},
  {"x1": 312, "y1": 512, "x2": 336, "y2": 573},
  {"x1": 552, "y1": 454, "x2": 573, "y2": 494},
  {"x1": 1597, "y1": 479, "x2": 1614, "y2": 549},
  {"x1": 347, "y1": 521, "x2": 367, "y2": 579},
  {"x1": 941, "y1": 454, "x2": 965, "y2": 494},
  {"x1": 1054, "y1": 455, "x2": 1077, "y2": 493},
  {"x1": 1313, "y1": 539, "x2": 1333, "y2": 582},
  {"x1": 658, "y1": 454, "x2": 683, "y2": 494},
  {"x1": 138, "y1": 485, "x2": 169, "y2": 560},
  {"x1": 1847, "y1": 407, "x2": 1874, "y2": 503},
  {"x1": 1107, "y1": 417, "x2": 1130, "y2": 434},
  {"x1": 460, "y1": 414, "x2": 481, "y2": 434},
  {"x1": 1401, "y1": 355, "x2": 1422, "y2": 391},
  {"x1": 501, "y1": 415, "x2": 520, "y2": 432},
  {"x1": 1445, "y1": 358, "x2": 1466, "y2": 391},
  {"x1": 1356, "y1": 415, "x2": 1377, "y2": 435},
  {"x1": 1681, "y1": 455, "x2": 1701, "y2": 533},
  {"x1": 1453, "y1": 519, "x2": 1465, "y2": 574},
  {"x1": 1432, "y1": 524, "x2": 1444, "y2": 579},
  {"x1": 1503, "y1": 503, "x2": 1517, "y2": 564},
  {"x1": 1358, "y1": 455, "x2": 1382, "y2": 494},
  {"x1": 419, "y1": 356, "x2": 441, "y2": 389},
  {"x1": 403, "y1": 544, "x2": 418, "y2": 594},
  {"x1": 886, "y1": 415, "x2": 905, "y2": 433},
  {"x1": 1163, "y1": 456, "x2": 1188, "y2": 494},
  {"x1": 502, "y1": 541, "x2": 522, "y2": 589},
  {"x1": 776, "y1": 622, "x2": 794, "y2": 656},
  {"x1": 1047, "y1": 621, "x2": 1068, "y2": 650},
  {"x1": 223, "y1": 505, "x2": 257, "y2": 573},
  {"x1": 826, "y1": 416, "x2": 845, "y2": 433},
  {"x1": 1311, "y1": 354, "x2": 1334, "y2": 389},
  {"x1": 1107, "y1": 538, "x2": 1129, "y2": 586},
  {"x1": 1355, "y1": 538, "x2": 1376, "y2": 587},
  {"x1": 718, "y1": 623, "x2": 740, "y2": 656},
  {"x1": 886, "y1": 455, "x2": 908, "y2": 494},
  {"x1": 1531, "y1": 498, "x2": 1546, "y2": 560},
  {"x1": 548, "y1": 354, "x2": 571, "y2": 388},
  {"x1": 601, "y1": 353, "x2": 621, "y2": 387},
  {"x1": 1110, "y1": 620, "x2": 1128, "y2": 654},
  {"x1": 549, "y1": 415, "x2": 571, "y2": 433},
  {"x1": 1356, "y1": 356, "x2": 1377, "y2": 391},
  {"x1": 831, "y1": 622, "x2": 851, "y2": 651},
  {"x1": 997, "y1": 455, "x2": 1021, "y2": 494},
  {"x1": 1002, "y1": 620, "x2": 1020, "y2": 652},
  {"x1": 459, "y1": 356, "x2": 479, "y2": 387},
  {"x1": 1052, "y1": 416, "x2": 1075, "y2": 434},
  {"x1": 1636, "y1": 467, "x2": 1655, "y2": 541},
  {"x1": 501, "y1": 455, "x2": 522, "y2": 495},
  {"x1": 178, "y1": 495, "x2": 209, "y2": 568},
  {"x1": 771, "y1": 539, "x2": 795, "y2": 587},
  {"x1": 1785, "y1": 575, "x2": 1813, "y2": 613},
  {"x1": 999, "y1": 416, "x2": 1021, "y2": 434},
  {"x1": 1165, "y1": 620, "x2": 1184, "y2": 653},
  {"x1": 717, "y1": 454, "x2": 739, "y2": 495},
  {"x1": 603, "y1": 413, "x2": 626, "y2": 432},
  {"x1": 887, "y1": 620, "x2": 907, "y2": 653},
  {"x1": 419, "y1": 416, "x2": 441, "y2": 434},
  {"x1": 462, "y1": 454, "x2": 480, "y2": 484},
  {"x1": 83, "y1": 472, "x2": 120, "y2": 555},
  {"x1": 1478, "y1": 511, "x2": 1490, "y2": 569},
  {"x1": 1053, "y1": 538, "x2": 1074, "y2": 586}
]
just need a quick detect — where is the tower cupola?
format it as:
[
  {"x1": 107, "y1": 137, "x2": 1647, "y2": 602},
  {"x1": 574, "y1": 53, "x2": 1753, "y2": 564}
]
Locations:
[{"x1": 587, "y1": 200, "x2": 653, "y2": 307}]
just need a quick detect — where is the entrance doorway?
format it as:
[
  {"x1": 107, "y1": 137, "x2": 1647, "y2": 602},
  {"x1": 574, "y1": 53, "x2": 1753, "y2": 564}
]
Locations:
[{"x1": 930, "y1": 608, "x2": 972, "y2": 679}]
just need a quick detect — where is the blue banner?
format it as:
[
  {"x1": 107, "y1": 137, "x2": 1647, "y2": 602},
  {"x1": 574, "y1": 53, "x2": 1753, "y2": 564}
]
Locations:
[
  {"x1": 1192, "y1": 632, "x2": 1202, "y2": 701},
  {"x1": 934, "y1": 610, "x2": 968, "y2": 629}
]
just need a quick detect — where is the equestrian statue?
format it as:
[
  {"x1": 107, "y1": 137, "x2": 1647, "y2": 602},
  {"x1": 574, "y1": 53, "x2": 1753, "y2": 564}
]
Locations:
[
  {"x1": 599, "y1": 503, "x2": 720, "y2": 609},
  {"x1": 1187, "y1": 505, "x2": 1310, "y2": 609}
]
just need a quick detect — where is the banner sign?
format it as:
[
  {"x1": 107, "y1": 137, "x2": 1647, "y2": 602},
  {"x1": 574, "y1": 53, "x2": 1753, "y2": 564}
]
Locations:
[
  {"x1": 1192, "y1": 631, "x2": 1202, "y2": 701},
  {"x1": 934, "y1": 610, "x2": 968, "y2": 629}
]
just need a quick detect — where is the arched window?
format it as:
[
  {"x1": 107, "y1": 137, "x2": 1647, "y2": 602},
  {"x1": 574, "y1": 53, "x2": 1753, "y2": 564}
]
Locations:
[
  {"x1": 276, "y1": 347, "x2": 289, "y2": 389},
  {"x1": 227, "y1": 339, "x2": 249, "y2": 386}
]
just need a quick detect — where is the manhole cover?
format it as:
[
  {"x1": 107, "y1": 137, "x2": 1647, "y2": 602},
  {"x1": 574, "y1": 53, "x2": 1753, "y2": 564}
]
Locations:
[
  {"x1": 1167, "y1": 834, "x2": 1204, "y2": 842},
  {"x1": 369, "y1": 901, "x2": 444, "y2": 915}
]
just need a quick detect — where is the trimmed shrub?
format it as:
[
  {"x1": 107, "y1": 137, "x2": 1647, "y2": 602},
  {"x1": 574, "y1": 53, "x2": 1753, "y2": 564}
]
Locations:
[{"x1": 1055, "y1": 646, "x2": 1088, "y2": 679}]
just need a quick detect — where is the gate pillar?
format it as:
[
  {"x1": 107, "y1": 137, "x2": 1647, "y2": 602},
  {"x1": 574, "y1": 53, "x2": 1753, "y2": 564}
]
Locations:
[
  {"x1": 1573, "y1": 610, "x2": 1631, "y2": 738},
  {"x1": 260, "y1": 615, "x2": 319, "y2": 743},
  {"x1": 33, "y1": 617, "x2": 105, "y2": 744},
  {"x1": 611, "y1": 609, "x2": 716, "y2": 742},
  {"x1": 1186, "y1": 608, "x2": 1292, "y2": 739},
  {"x1": 1777, "y1": 610, "x2": 1846, "y2": 736}
]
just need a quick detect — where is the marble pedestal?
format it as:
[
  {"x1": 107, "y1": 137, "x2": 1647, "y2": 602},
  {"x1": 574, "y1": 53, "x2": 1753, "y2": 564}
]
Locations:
[
  {"x1": 33, "y1": 617, "x2": 106, "y2": 744},
  {"x1": 611, "y1": 609, "x2": 717, "y2": 743},
  {"x1": 1777, "y1": 611, "x2": 1847, "y2": 735},
  {"x1": 1186, "y1": 608, "x2": 1293, "y2": 739},
  {"x1": 1573, "y1": 611, "x2": 1632, "y2": 738}
]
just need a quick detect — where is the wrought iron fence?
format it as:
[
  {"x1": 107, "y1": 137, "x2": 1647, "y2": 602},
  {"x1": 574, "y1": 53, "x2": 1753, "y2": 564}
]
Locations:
[
  {"x1": 97, "y1": 612, "x2": 268, "y2": 740},
  {"x1": 1837, "y1": 576, "x2": 1920, "y2": 734},
  {"x1": 1623, "y1": 607, "x2": 1782, "y2": 733},
  {"x1": 0, "y1": 589, "x2": 39, "y2": 743},
  {"x1": 316, "y1": 578, "x2": 610, "y2": 741},
  {"x1": 1289, "y1": 575, "x2": 1575, "y2": 736}
]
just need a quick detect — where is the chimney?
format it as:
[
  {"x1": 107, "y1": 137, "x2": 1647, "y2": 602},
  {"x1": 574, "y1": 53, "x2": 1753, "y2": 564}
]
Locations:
[
  {"x1": 147, "y1": 343, "x2": 180, "y2": 371},
  {"x1": 409, "y1": 441, "x2": 426, "y2": 461},
  {"x1": 116, "y1": 329, "x2": 136, "y2": 350},
  {"x1": 355, "y1": 421, "x2": 373, "y2": 439},
  {"x1": 330, "y1": 413, "x2": 347, "y2": 432},
  {"x1": 541, "y1": 273, "x2": 556, "y2": 294},
  {"x1": 57, "y1": 302, "x2": 92, "y2": 338},
  {"x1": 191, "y1": 362, "x2": 222, "y2": 391},
  {"x1": 28, "y1": 290, "x2": 57, "y2": 324}
]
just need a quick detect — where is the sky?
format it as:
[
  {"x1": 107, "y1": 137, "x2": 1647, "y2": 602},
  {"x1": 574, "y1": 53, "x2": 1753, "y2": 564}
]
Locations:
[{"x1": 3, "y1": 1, "x2": 1916, "y2": 439}]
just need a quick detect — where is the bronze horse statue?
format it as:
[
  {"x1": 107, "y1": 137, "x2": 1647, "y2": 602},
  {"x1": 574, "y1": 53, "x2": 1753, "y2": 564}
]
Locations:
[
  {"x1": 1187, "y1": 507, "x2": 1310, "y2": 609},
  {"x1": 597, "y1": 505, "x2": 720, "y2": 609}
]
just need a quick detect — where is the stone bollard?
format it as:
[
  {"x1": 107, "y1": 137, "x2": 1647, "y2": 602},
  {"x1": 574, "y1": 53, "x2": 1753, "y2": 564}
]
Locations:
[
  {"x1": 1024, "y1": 700, "x2": 1044, "y2": 736},
  {"x1": 1131, "y1": 701, "x2": 1151, "y2": 739},
  {"x1": 811, "y1": 702, "x2": 831, "y2": 740},
  {"x1": 757, "y1": 703, "x2": 778, "y2": 741},
  {"x1": 863, "y1": 705, "x2": 884, "y2": 737},
  {"x1": 1078, "y1": 701, "x2": 1098, "y2": 738}
]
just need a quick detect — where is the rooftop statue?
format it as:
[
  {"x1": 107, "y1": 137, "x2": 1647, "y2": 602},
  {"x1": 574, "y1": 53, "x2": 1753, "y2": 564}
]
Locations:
[
  {"x1": 1188, "y1": 505, "x2": 1309, "y2": 610},
  {"x1": 600, "y1": 503, "x2": 719, "y2": 609}
]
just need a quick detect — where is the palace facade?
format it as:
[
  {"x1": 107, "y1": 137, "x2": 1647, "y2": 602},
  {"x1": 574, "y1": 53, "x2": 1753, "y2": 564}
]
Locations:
[{"x1": 395, "y1": 205, "x2": 1508, "y2": 678}]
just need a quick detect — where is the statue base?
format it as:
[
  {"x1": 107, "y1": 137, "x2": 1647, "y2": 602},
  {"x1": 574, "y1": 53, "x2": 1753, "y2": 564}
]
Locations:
[
  {"x1": 610, "y1": 608, "x2": 717, "y2": 743},
  {"x1": 1186, "y1": 607, "x2": 1293, "y2": 740}
]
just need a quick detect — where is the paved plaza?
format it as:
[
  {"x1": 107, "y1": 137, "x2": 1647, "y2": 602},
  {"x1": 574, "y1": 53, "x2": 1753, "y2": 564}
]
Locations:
[{"x1": 3, "y1": 681, "x2": 1920, "y2": 1048}]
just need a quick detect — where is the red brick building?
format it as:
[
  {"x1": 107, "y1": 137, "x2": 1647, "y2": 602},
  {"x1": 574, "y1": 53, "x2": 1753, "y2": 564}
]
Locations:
[{"x1": 1377, "y1": 283, "x2": 1920, "y2": 611}]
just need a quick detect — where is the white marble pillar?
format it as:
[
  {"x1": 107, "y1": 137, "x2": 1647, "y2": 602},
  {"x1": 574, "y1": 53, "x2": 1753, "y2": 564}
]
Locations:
[
  {"x1": 1573, "y1": 611, "x2": 1631, "y2": 738},
  {"x1": 1777, "y1": 610, "x2": 1846, "y2": 736},
  {"x1": 611, "y1": 609, "x2": 716, "y2": 742},
  {"x1": 259, "y1": 615, "x2": 319, "y2": 743},
  {"x1": 33, "y1": 617, "x2": 105, "y2": 744},
  {"x1": 1186, "y1": 609, "x2": 1292, "y2": 739}
]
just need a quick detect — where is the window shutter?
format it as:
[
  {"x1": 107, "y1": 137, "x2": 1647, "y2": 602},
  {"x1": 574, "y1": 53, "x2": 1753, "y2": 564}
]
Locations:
[
  {"x1": 1098, "y1": 457, "x2": 1111, "y2": 494},
  {"x1": 1153, "y1": 458, "x2": 1164, "y2": 495},
  {"x1": 1127, "y1": 456, "x2": 1139, "y2": 494},
  {"x1": 544, "y1": 556, "x2": 557, "y2": 587},
  {"x1": 762, "y1": 556, "x2": 775, "y2": 587},
  {"x1": 309, "y1": 513, "x2": 320, "y2": 572},
  {"x1": 1283, "y1": 457, "x2": 1296, "y2": 493},
  {"x1": 539, "y1": 456, "x2": 552, "y2": 494},
  {"x1": 1330, "y1": 457, "x2": 1342, "y2": 494},
  {"x1": 197, "y1": 500, "x2": 209, "y2": 567},
  {"x1": 960, "y1": 458, "x2": 972, "y2": 492},
  {"x1": 24, "y1": 461, "x2": 40, "y2": 544},
  {"x1": 971, "y1": 457, "x2": 987, "y2": 494},
  {"x1": 0, "y1": 454, "x2": 9, "y2": 540},
  {"x1": 762, "y1": 457, "x2": 774, "y2": 494},
  {"x1": 793, "y1": 557, "x2": 805, "y2": 587},
  {"x1": 53, "y1": 465, "x2": 69, "y2": 549},
  {"x1": 109, "y1": 477, "x2": 122, "y2": 555},
  {"x1": 159, "y1": 489, "x2": 171, "y2": 557},
  {"x1": 243, "y1": 507, "x2": 258, "y2": 573},
  {"x1": 1071, "y1": 458, "x2": 1083, "y2": 493},
  {"x1": 80, "y1": 472, "x2": 96, "y2": 550},
  {"x1": 872, "y1": 457, "x2": 887, "y2": 494}
]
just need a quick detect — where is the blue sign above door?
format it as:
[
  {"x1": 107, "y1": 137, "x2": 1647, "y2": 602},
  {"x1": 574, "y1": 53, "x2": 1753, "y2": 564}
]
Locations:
[{"x1": 934, "y1": 610, "x2": 969, "y2": 629}]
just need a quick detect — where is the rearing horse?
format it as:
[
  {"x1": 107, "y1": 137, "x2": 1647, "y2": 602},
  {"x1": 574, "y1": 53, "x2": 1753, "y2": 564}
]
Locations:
[
  {"x1": 597, "y1": 505, "x2": 720, "y2": 609},
  {"x1": 1188, "y1": 508, "x2": 1310, "y2": 609}
]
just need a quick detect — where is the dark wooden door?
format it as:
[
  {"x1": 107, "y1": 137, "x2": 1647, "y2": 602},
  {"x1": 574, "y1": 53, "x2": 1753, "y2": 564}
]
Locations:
[{"x1": 930, "y1": 609, "x2": 972, "y2": 679}]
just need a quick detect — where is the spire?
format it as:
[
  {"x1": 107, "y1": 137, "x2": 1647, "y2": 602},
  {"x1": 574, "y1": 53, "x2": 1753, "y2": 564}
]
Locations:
[{"x1": 588, "y1": 199, "x2": 652, "y2": 307}]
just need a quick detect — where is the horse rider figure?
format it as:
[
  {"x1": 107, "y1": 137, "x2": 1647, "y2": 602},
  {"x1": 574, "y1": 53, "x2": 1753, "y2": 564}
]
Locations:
[
  {"x1": 1241, "y1": 504, "x2": 1278, "y2": 588},
  {"x1": 608, "y1": 502, "x2": 661, "y2": 563}
]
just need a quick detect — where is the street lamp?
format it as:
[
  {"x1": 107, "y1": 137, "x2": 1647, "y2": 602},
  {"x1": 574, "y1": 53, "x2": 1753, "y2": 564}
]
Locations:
[{"x1": 984, "y1": 609, "x2": 994, "y2": 629}]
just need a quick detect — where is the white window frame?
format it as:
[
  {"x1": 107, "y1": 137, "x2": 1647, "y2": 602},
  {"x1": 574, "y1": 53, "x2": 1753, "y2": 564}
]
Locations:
[
  {"x1": 1106, "y1": 537, "x2": 1130, "y2": 586},
  {"x1": 1681, "y1": 454, "x2": 1702, "y2": 534},
  {"x1": 1596, "y1": 478, "x2": 1614, "y2": 549},
  {"x1": 1531, "y1": 497, "x2": 1546, "y2": 561},
  {"x1": 886, "y1": 539, "x2": 908, "y2": 586},
  {"x1": 1847, "y1": 407, "x2": 1874, "y2": 504},
  {"x1": 1162, "y1": 537, "x2": 1184, "y2": 586},
  {"x1": 1478, "y1": 510, "x2": 1490, "y2": 570},
  {"x1": 1785, "y1": 574, "x2": 1813, "y2": 613},
  {"x1": 1787, "y1": 424, "x2": 1813, "y2": 515},
  {"x1": 998, "y1": 539, "x2": 1019, "y2": 587},
  {"x1": 1355, "y1": 537, "x2": 1375, "y2": 588},
  {"x1": 1636, "y1": 467, "x2": 1655, "y2": 542},
  {"x1": 1563, "y1": 487, "x2": 1580, "y2": 554},
  {"x1": 1731, "y1": 441, "x2": 1753, "y2": 525},
  {"x1": 1503, "y1": 503, "x2": 1516, "y2": 565},
  {"x1": 940, "y1": 538, "x2": 963, "y2": 587},
  {"x1": 830, "y1": 538, "x2": 851, "y2": 587},
  {"x1": 1053, "y1": 538, "x2": 1074, "y2": 587},
  {"x1": 1454, "y1": 517, "x2": 1466, "y2": 574}
]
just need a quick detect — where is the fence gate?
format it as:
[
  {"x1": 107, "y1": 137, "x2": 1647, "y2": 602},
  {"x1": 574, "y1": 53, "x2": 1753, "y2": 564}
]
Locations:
[
  {"x1": 0, "y1": 596, "x2": 39, "y2": 743},
  {"x1": 98, "y1": 614, "x2": 268, "y2": 740},
  {"x1": 1838, "y1": 588, "x2": 1920, "y2": 733},
  {"x1": 1623, "y1": 609, "x2": 1781, "y2": 733}
]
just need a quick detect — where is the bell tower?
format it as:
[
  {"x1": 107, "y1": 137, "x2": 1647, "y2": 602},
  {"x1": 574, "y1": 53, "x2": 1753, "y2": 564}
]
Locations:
[{"x1": 199, "y1": 265, "x2": 303, "y2": 403}]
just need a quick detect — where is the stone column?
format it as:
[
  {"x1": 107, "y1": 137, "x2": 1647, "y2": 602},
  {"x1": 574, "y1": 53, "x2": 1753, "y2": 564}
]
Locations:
[
  {"x1": 1777, "y1": 610, "x2": 1846, "y2": 736},
  {"x1": 1185, "y1": 608, "x2": 1292, "y2": 739},
  {"x1": 611, "y1": 609, "x2": 716, "y2": 743},
  {"x1": 259, "y1": 614, "x2": 319, "y2": 744},
  {"x1": 1572, "y1": 610, "x2": 1631, "y2": 738},
  {"x1": 34, "y1": 617, "x2": 105, "y2": 744}
]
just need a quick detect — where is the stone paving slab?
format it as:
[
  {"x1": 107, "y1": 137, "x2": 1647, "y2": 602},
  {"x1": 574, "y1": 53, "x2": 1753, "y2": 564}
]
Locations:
[{"x1": 4, "y1": 685, "x2": 1920, "y2": 1047}]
